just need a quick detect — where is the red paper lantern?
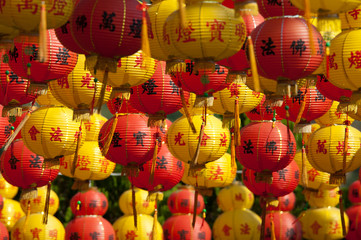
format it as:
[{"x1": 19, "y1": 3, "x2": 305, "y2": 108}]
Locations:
[
  {"x1": 65, "y1": 216, "x2": 115, "y2": 240},
  {"x1": 130, "y1": 61, "x2": 190, "y2": 123},
  {"x1": 316, "y1": 74, "x2": 353, "y2": 102},
  {"x1": 167, "y1": 186, "x2": 205, "y2": 215},
  {"x1": 346, "y1": 205, "x2": 361, "y2": 240},
  {"x1": 245, "y1": 96, "x2": 283, "y2": 121},
  {"x1": 70, "y1": 188, "x2": 108, "y2": 217},
  {"x1": 242, "y1": 160, "x2": 299, "y2": 198},
  {"x1": 236, "y1": 121, "x2": 296, "y2": 175},
  {"x1": 349, "y1": 180, "x2": 361, "y2": 204},
  {"x1": 106, "y1": 95, "x2": 140, "y2": 115},
  {"x1": 128, "y1": 145, "x2": 184, "y2": 192},
  {"x1": 257, "y1": 0, "x2": 304, "y2": 18},
  {"x1": 264, "y1": 211, "x2": 302, "y2": 240},
  {"x1": 0, "y1": 139, "x2": 59, "y2": 189},
  {"x1": 7, "y1": 30, "x2": 77, "y2": 91},
  {"x1": 163, "y1": 215, "x2": 212, "y2": 240},
  {"x1": 98, "y1": 114, "x2": 158, "y2": 168},
  {"x1": 264, "y1": 192, "x2": 296, "y2": 211}
]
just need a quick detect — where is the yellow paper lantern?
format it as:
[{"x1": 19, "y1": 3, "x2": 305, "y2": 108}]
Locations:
[
  {"x1": 217, "y1": 181, "x2": 254, "y2": 211},
  {"x1": 19, "y1": 186, "x2": 59, "y2": 215},
  {"x1": 210, "y1": 77, "x2": 264, "y2": 115},
  {"x1": 307, "y1": 125, "x2": 361, "y2": 184},
  {"x1": 300, "y1": 207, "x2": 348, "y2": 240},
  {"x1": 22, "y1": 106, "x2": 85, "y2": 161},
  {"x1": 182, "y1": 153, "x2": 237, "y2": 191},
  {"x1": 306, "y1": 188, "x2": 340, "y2": 208},
  {"x1": 11, "y1": 213, "x2": 65, "y2": 240},
  {"x1": 36, "y1": 89, "x2": 63, "y2": 107},
  {"x1": 83, "y1": 114, "x2": 107, "y2": 141},
  {"x1": 0, "y1": 198, "x2": 25, "y2": 231},
  {"x1": 290, "y1": 0, "x2": 361, "y2": 14},
  {"x1": 48, "y1": 54, "x2": 112, "y2": 120},
  {"x1": 119, "y1": 188, "x2": 157, "y2": 215},
  {"x1": 60, "y1": 141, "x2": 115, "y2": 181},
  {"x1": 113, "y1": 214, "x2": 163, "y2": 240},
  {"x1": 166, "y1": 114, "x2": 230, "y2": 165},
  {"x1": 0, "y1": 175, "x2": 18, "y2": 199},
  {"x1": 315, "y1": 101, "x2": 354, "y2": 126},
  {"x1": 213, "y1": 208, "x2": 261, "y2": 240},
  {"x1": 340, "y1": 5, "x2": 361, "y2": 30}
]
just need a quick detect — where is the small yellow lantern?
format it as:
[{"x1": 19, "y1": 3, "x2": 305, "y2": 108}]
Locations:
[
  {"x1": 213, "y1": 209, "x2": 261, "y2": 240},
  {"x1": 113, "y1": 214, "x2": 163, "y2": 240},
  {"x1": 119, "y1": 188, "x2": 157, "y2": 215},
  {"x1": 315, "y1": 101, "x2": 354, "y2": 127},
  {"x1": 290, "y1": 0, "x2": 361, "y2": 14},
  {"x1": 0, "y1": 198, "x2": 25, "y2": 231},
  {"x1": 11, "y1": 213, "x2": 65, "y2": 240},
  {"x1": 48, "y1": 54, "x2": 112, "y2": 120},
  {"x1": 36, "y1": 89, "x2": 63, "y2": 107},
  {"x1": 306, "y1": 188, "x2": 340, "y2": 208},
  {"x1": 83, "y1": 114, "x2": 107, "y2": 141},
  {"x1": 217, "y1": 181, "x2": 254, "y2": 211},
  {"x1": 0, "y1": 175, "x2": 18, "y2": 199},
  {"x1": 19, "y1": 186, "x2": 59, "y2": 215}
]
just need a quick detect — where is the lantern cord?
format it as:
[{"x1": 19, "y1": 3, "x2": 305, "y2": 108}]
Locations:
[
  {"x1": 260, "y1": 197, "x2": 267, "y2": 240},
  {"x1": 339, "y1": 190, "x2": 347, "y2": 237},
  {"x1": 141, "y1": 1, "x2": 151, "y2": 59},
  {"x1": 180, "y1": 88, "x2": 196, "y2": 133},
  {"x1": 295, "y1": 79, "x2": 309, "y2": 125},
  {"x1": 203, "y1": 100, "x2": 207, "y2": 126},
  {"x1": 192, "y1": 189, "x2": 199, "y2": 228},
  {"x1": 23, "y1": 200, "x2": 31, "y2": 231},
  {"x1": 131, "y1": 183, "x2": 138, "y2": 228},
  {"x1": 301, "y1": 139, "x2": 308, "y2": 187},
  {"x1": 191, "y1": 121, "x2": 205, "y2": 167},
  {"x1": 42, "y1": 181, "x2": 51, "y2": 224},
  {"x1": 39, "y1": 1, "x2": 48, "y2": 63},
  {"x1": 178, "y1": 0, "x2": 187, "y2": 29},
  {"x1": 149, "y1": 139, "x2": 159, "y2": 185},
  {"x1": 230, "y1": 132, "x2": 236, "y2": 168},
  {"x1": 201, "y1": 208, "x2": 206, "y2": 227},
  {"x1": 96, "y1": 68, "x2": 109, "y2": 113},
  {"x1": 151, "y1": 193, "x2": 159, "y2": 240},
  {"x1": 247, "y1": 36, "x2": 260, "y2": 93},
  {"x1": 326, "y1": 43, "x2": 330, "y2": 79},
  {"x1": 71, "y1": 122, "x2": 83, "y2": 177},
  {"x1": 101, "y1": 113, "x2": 119, "y2": 156},
  {"x1": 303, "y1": 0, "x2": 315, "y2": 55},
  {"x1": 234, "y1": 97, "x2": 241, "y2": 146},
  {"x1": 90, "y1": 79, "x2": 98, "y2": 115}
]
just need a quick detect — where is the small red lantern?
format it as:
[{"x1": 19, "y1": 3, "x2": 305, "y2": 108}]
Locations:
[
  {"x1": 65, "y1": 216, "x2": 115, "y2": 240},
  {"x1": 163, "y1": 215, "x2": 212, "y2": 240},
  {"x1": 128, "y1": 145, "x2": 184, "y2": 192},
  {"x1": 349, "y1": 180, "x2": 361, "y2": 204},
  {"x1": 245, "y1": 96, "x2": 283, "y2": 121},
  {"x1": 107, "y1": 95, "x2": 140, "y2": 115},
  {"x1": 264, "y1": 192, "x2": 296, "y2": 211},
  {"x1": 242, "y1": 160, "x2": 299, "y2": 198},
  {"x1": 236, "y1": 121, "x2": 296, "y2": 179},
  {"x1": 257, "y1": 0, "x2": 304, "y2": 18},
  {"x1": 130, "y1": 61, "x2": 190, "y2": 126},
  {"x1": 70, "y1": 188, "x2": 108, "y2": 217},
  {"x1": 346, "y1": 205, "x2": 361, "y2": 240},
  {"x1": 167, "y1": 186, "x2": 205, "y2": 215},
  {"x1": 264, "y1": 211, "x2": 302, "y2": 240}
]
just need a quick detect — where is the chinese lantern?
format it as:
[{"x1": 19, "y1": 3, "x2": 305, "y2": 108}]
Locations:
[
  {"x1": 251, "y1": 17, "x2": 324, "y2": 96},
  {"x1": 213, "y1": 208, "x2": 261, "y2": 240},
  {"x1": 36, "y1": 89, "x2": 63, "y2": 107},
  {"x1": 113, "y1": 214, "x2": 163, "y2": 240},
  {"x1": 236, "y1": 121, "x2": 296, "y2": 180},
  {"x1": 306, "y1": 125, "x2": 361, "y2": 184},
  {"x1": 340, "y1": 5, "x2": 361, "y2": 30},
  {"x1": 70, "y1": 188, "x2": 108, "y2": 217},
  {"x1": 217, "y1": 181, "x2": 254, "y2": 211},
  {"x1": 20, "y1": 186, "x2": 59, "y2": 215},
  {"x1": 98, "y1": 114, "x2": 158, "y2": 171},
  {"x1": 83, "y1": 114, "x2": 107, "y2": 142},
  {"x1": 242, "y1": 160, "x2": 300, "y2": 198},
  {"x1": 264, "y1": 192, "x2": 296, "y2": 212},
  {"x1": 163, "y1": 214, "x2": 211, "y2": 240},
  {"x1": 21, "y1": 106, "x2": 86, "y2": 163},
  {"x1": 263, "y1": 211, "x2": 302, "y2": 240},
  {"x1": 289, "y1": 0, "x2": 361, "y2": 14},
  {"x1": 1, "y1": 198, "x2": 24, "y2": 231},
  {"x1": 119, "y1": 188, "x2": 157, "y2": 215},
  {"x1": 245, "y1": 95, "x2": 283, "y2": 121},
  {"x1": 12, "y1": 213, "x2": 65, "y2": 239},
  {"x1": 166, "y1": 114, "x2": 230, "y2": 166},
  {"x1": 129, "y1": 61, "x2": 189, "y2": 126},
  {"x1": 128, "y1": 145, "x2": 184, "y2": 192},
  {"x1": 300, "y1": 207, "x2": 349, "y2": 240},
  {"x1": 346, "y1": 205, "x2": 361, "y2": 240},
  {"x1": 315, "y1": 101, "x2": 354, "y2": 127},
  {"x1": 306, "y1": 188, "x2": 340, "y2": 208},
  {"x1": 168, "y1": 186, "x2": 205, "y2": 215},
  {"x1": 350, "y1": 180, "x2": 361, "y2": 204},
  {"x1": 257, "y1": 0, "x2": 304, "y2": 18},
  {"x1": 107, "y1": 95, "x2": 141, "y2": 115},
  {"x1": 48, "y1": 54, "x2": 112, "y2": 120},
  {"x1": 0, "y1": 175, "x2": 18, "y2": 199},
  {"x1": 7, "y1": 30, "x2": 77, "y2": 93}
]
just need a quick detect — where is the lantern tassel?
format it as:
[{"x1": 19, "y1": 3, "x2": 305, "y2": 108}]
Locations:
[
  {"x1": 178, "y1": 0, "x2": 187, "y2": 29},
  {"x1": 23, "y1": 200, "x2": 31, "y2": 231},
  {"x1": 339, "y1": 190, "x2": 347, "y2": 237},
  {"x1": 270, "y1": 218, "x2": 276, "y2": 240},
  {"x1": 96, "y1": 68, "x2": 109, "y2": 113},
  {"x1": 101, "y1": 113, "x2": 118, "y2": 156},
  {"x1": 192, "y1": 189, "x2": 199, "y2": 228},
  {"x1": 42, "y1": 181, "x2": 51, "y2": 224},
  {"x1": 132, "y1": 184, "x2": 137, "y2": 228},
  {"x1": 141, "y1": 1, "x2": 151, "y2": 58},
  {"x1": 20, "y1": 187, "x2": 38, "y2": 200},
  {"x1": 326, "y1": 44, "x2": 330, "y2": 79},
  {"x1": 303, "y1": 0, "x2": 315, "y2": 55},
  {"x1": 149, "y1": 140, "x2": 159, "y2": 185},
  {"x1": 71, "y1": 124, "x2": 82, "y2": 176},
  {"x1": 234, "y1": 97, "x2": 240, "y2": 146},
  {"x1": 301, "y1": 140, "x2": 308, "y2": 186},
  {"x1": 231, "y1": 132, "x2": 236, "y2": 168},
  {"x1": 39, "y1": 1, "x2": 48, "y2": 63},
  {"x1": 247, "y1": 36, "x2": 260, "y2": 93},
  {"x1": 295, "y1": 82, "x2": 309, "y2": 125},
  {"x1": 180, "y1": 88, "x2": 196, "y2": 133},
  {"x1": 191, "y1": 121, "x2": 205, "y2": 167},
  {"x1": 90, "y1": 79, "x2": 98, "y2": 115},
  {"x1": 27, "y1": 63, "x2": 31, "y2": 76},
  {"x1": 260, "y1": 197, "x2": 267, "y2": 240}
]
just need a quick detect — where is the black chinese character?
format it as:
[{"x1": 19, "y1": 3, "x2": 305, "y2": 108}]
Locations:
[
  {"x1": 215, "y1": 65, "x2": 225, "y2": 74},
  {"x1": 317, "y1": 38, "x2": 324, "y2": 56},
  {"x1": 266, "y1": 140, "x2": 277, "y2": 154},
  {"x1": 169, "y1": 80, "x2": 180, "y2": 95},
  {"x1": 243, "y1": 139, "x2": 254, "y2": 154},
  {"x1": 198, "y1": 232, "x2": 206, "y2": 240},
  {"x1": 265, "y1": 105, "x2": 273, "y2": 114},
  {"x1": 102, "y1": 200, "x2": 107, "y2": 208},
  {"x1": 180, "y1": 199, "x2": 189, "y2": 207},
  {"x1": 28, "y1": 44, "x2": 38, "y2": 62},
  {"x1": 315, "y1": 89, "x2": 326, "y2": 102},
  {"x1": 99, "y1": 11, "x2": 116, "y2": 32},
  {"x1": 164, "y1": 229, "x2": 171, "y2": 240},
  {"x1": 76, "y1": 15, "x2": 87, "y2": 32},
  {"x1": 186, "y1": 61, "x2": 194, "y2": 75},
  {"x1": 108, "y1": 235, "x2": 114, "y2": 240},
  {"x1": 70, "y1": 232, "x2": 81, "y2": 240},
  {"x1": 261, "y1": 37, "x2": 276, "y2": 56},
  {"x1": 133, "y1": 131, "x2": 146, "y2": 146},
  {"x1": 9, "y1": 71, "x2": 23, "y2": 84},
  {"x1": 9, "y1": 155, "x2": 19, "y2": 169},
  {"x1": 29, "y1": 155, "x2": 42, "y2": 168},
  {"x1": 278, "y1": 168, "x2": 288, "y2": 181},
  {"x1": 4, "y1": 124, "x2": 11, "y2": 138},
  {"x1": 129, "y1": 18, "x2": 142, "y2": 38},
  {"x1": 156, "y1": 156, "x2": 168, "y2": 170},
  {"x1": 8, "y1": 46, "x2": 19, "y2": 63},
  {"x1": 290, "y1": 39, "x2": 306, "y2": 56},
  {"x1": 142, "y1": 79, "x2": 158, "y2": 95},
  {"x1": 286, "y1": 228, "x2": 296, "y2": 240},
  {"x1": 284, "y1": 198, "x2": 290, "y2": 206},
  {"x1": 295, "y1": 170, "x2": 299, "y2": 180},
  {"x1": 89, "y1": 232, "x2": 100, "y2": 240},
  {"x1": 176, "y1": 160, "x2": 183, "y2": 171},
  {"x1": 286, "y1": 140, "x2": 294, "y2": 155},
  {"x1": 111, "y1": 132, "x2": 123, "y2": 147},
  {"x1": 56, "y1": 47, "x2": 71, "y2": 65},
  {"x1": 250, "y1": 108, "x2": 260, "y2": 115},
  {"x1": 292, "y1": 90, "x2": 305, "y2": 104},
  {"x1": 268, "y1": 0, "x2": 281, "y2": 5},
  {"x1": 178, "y1": 229, "x2": 189, "y2": 240},
  {"x1": 88, "y1": 200, "x2": 97, "y2": 208},
  {"x1": 61, "y1": 21, "x2": 70, "y2": 34},
  {"x1": 352, "y1": 189, "x2": 359, "y2": 198}
]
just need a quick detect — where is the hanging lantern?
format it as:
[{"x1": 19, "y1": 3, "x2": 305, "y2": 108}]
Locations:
[
  {"x1": 7, "y1": 30, "x2": 77, "y2": 93},
  {"x1": 113, "y1": 214, "x2": 163, "y2": 240},
  {"x1": 107, "y1": 95, "x2": 141, "y2": 115},
  {"x1": 128, "y1": 145, "x2": 184, "y2": 193},
  {"x1": 119, "y1": 188, "x2": 157, "y2": 215},
  {"x1": 264, "y1": 192, "x2": 296, "y2": 212},
  {"x1": 21, "y1": 106, "x2": 86, "y2": 163},
  {"x1": 213, "y1": 208, "x2": 261, "y2": 240},
  {"x1": 166, "y1": 114, "x2": 230, "y2": 166},
  {"x1": 315, "y1": 101, "x2": 354, "y2": 127},
  {"x1": 257, "y1": 0, "x2": 304, "y2": 18},
  {"x1": 168, "y1": 186, "x2": 205, "y2": 215},
  {"x1": 289, "y1": 0, "x2": 361, "y2": 14},
  {"x1": 306, "y1": 125, "x2": 361, "y2": 185},
  {"x1": 129, "y1": 61, "x2": 190, "y2": 126},
  {"x1": 0, "y1": 175, "x2": 18, "y2": 199},
  {"x1": 48, "y1": 54, "x2": 112, "y2": 120},
  {"x1": 242, "y1": 160, "x2": 300, "y2": 198},
  {"x1": 346, "y1": 205, "x2": 361, "y2": 240},
  {"x1": 251, "y1": 17, "x2": 324, "y2": 96},
  {"x1": 36, "y1": 89, "x2": 63, "y2": 107},
  {"x1": 263, "y1": 211, "x2": 302, "y2": 240},
  {"x1": 1, "y1": 198, "x2": 25, "y2": 231},
  {"x1": 236, "y1": 121, "x2": 296, "y2": 180},
  {"x1": 70, "y1": 188, "x2": 108, "y2": 217},
  {"x1": 340, "y1": 4, "x2": 361, "y2": 30},
  {"x1": 83, "y1": 114, "x2": 107, "y2": 142},
  {"x1": 20, "y1": 186, "x2": 59, "y2": 215},
  {"x1": 349, "y1": 180, "x2": 361, "y2": 204},
  {"x1": 163, "y1": 214, "x2": 211, "y2": 240},
  {"x1": 217, "y1": 181, "x2": 254, "y2": 211},
  {"x1": 306, "y1": 188, "x2": 340, "y2": 208},
  {"x1": 65, "y1": 215, "x2": 115, "y2": 240},
  {"x1": 300, "y1": 207, "x2": 349, "y2": 240}
]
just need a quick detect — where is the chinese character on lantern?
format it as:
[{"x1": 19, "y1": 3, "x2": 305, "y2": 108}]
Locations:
[
  {"x1": 206, "y1": 19, "x2": 226, "y2": 42},
  {"x1": 176, "y1": 22, "x2": 196, "y2": 43}
]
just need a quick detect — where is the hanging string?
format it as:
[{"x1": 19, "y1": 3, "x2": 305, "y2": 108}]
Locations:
[{"x1": 42, "y1": 181, "x2": 52, "y2": 224}]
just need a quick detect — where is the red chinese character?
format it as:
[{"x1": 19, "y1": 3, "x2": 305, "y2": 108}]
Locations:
[
  {"x1": 17, "y1": 0, "x2": 38, "y2": 14},
  {"x1": 307, "y1": 168, "x2": 320, "y2": 182},
  {"x1": 348, "y1": 9, "x2": 361, "y2": 20},
  {"x1": 252, "y1": 91, "x2": 261, "y2": 98},
  {"x1": 125, "y1": 230, "x2": 138, "y2": 240},
  {"x1": 235, "y1": 193, "x2": 244, "y2": 201},
  {"x1": 134, "y1": 53, "x2": 145, "y2": 68},
  {"x1": 316, "y1": 140, "x2": 327, "y2": 154},
  {"x1": 174, "y1": 132, "x2": 186, "y2": 146},
  {"x1": 336, "y1": 141, "x2": 351, "y2": 156},
  {"x1": 176, "y1": 22, "x2": 196, "y2": 43},
  {"x1": 329, "y1": 53, "x2": 338, "y2": 70},
  {"x1": 13, "y1": 228, "x2": 21, "y2": 240},
  {"x1": 206, "y1": 19, "x2": 226, "y2": 42},
  {"x1": 163, "y1": 22, "x2": 170, "y2": 45},
  {"x1": 74, "y1": 129, "x2": 82, "y2": 142},
  {"x1": 311, "y1": 221, "x2": 322, "y2": 235},
  {"x1": 106, "y1": 85, "x2": 112, "y2": 92},
  {"x1": 48, "y1": 0, "x2": 67, "y2": 16},
  {"x1": 335, "y1": 111, "x2": 342, "y2": 118},
  {"x1": 349, "y1": 51, "x2": 361, "y2": 69},
  {"x1": 209, "y1": 165, "x2": 224, "y2": 181},
  {"x1": 81, "y1": 73, "x2": 95, "y2": 89},
  {"x1": 100, "y1": 158, "x2": 109, "y2": 173},
  {"x1": 30, "y1": 227, "x2": 42, "y2": 239},
  {"x1": 84, "y1": 122, "x2": 93, "y2": 131},
  {"x1": 50, "y1": 127, "x2": 63, "y2": 142},
  {"x1": 240, "y1": 223, "x2": 250, "y2": 234},
  {"x1": 49, "y1": 198, "x2": 55, "y2": 206},
  {"x1": 49, "y1": 229, "x2": 58, "y2": 239},
  {"x1": 223, "y1": 224, "x2": 232, "y2": 236},
  {"x1": 57, "y1": 77, "x2": 69, "y2": 88},
  {"x1": 197, "y1": 133, "x2": 211, "y2": 146},
  {"x1": 219, "y1": 133, "x2": 228, "y2": 147},
  {"x1": 227, "y1": 84, "x2": 239, "y2": 98},
  {"x1": 235, "y1": 22, "x2": 246, "y2": 41},
  {"x1": 328, "y1": 221, "x2": 341, "y2": 234},
  {"x1": 33, "y1": 196, "x2": 41, "y2": 204},
  {"x1": 143, "y1": 201, "x2": 149, "y2": 208},
  {"x1": 28, "y1": 125, "x2": 40, "y2": 141},
  {"x1": 76, "y1": 155, "x2": 91, "y2": 171},
  {"x1": 60, "y1": 158, "x2": 68, "y2": 169}
]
